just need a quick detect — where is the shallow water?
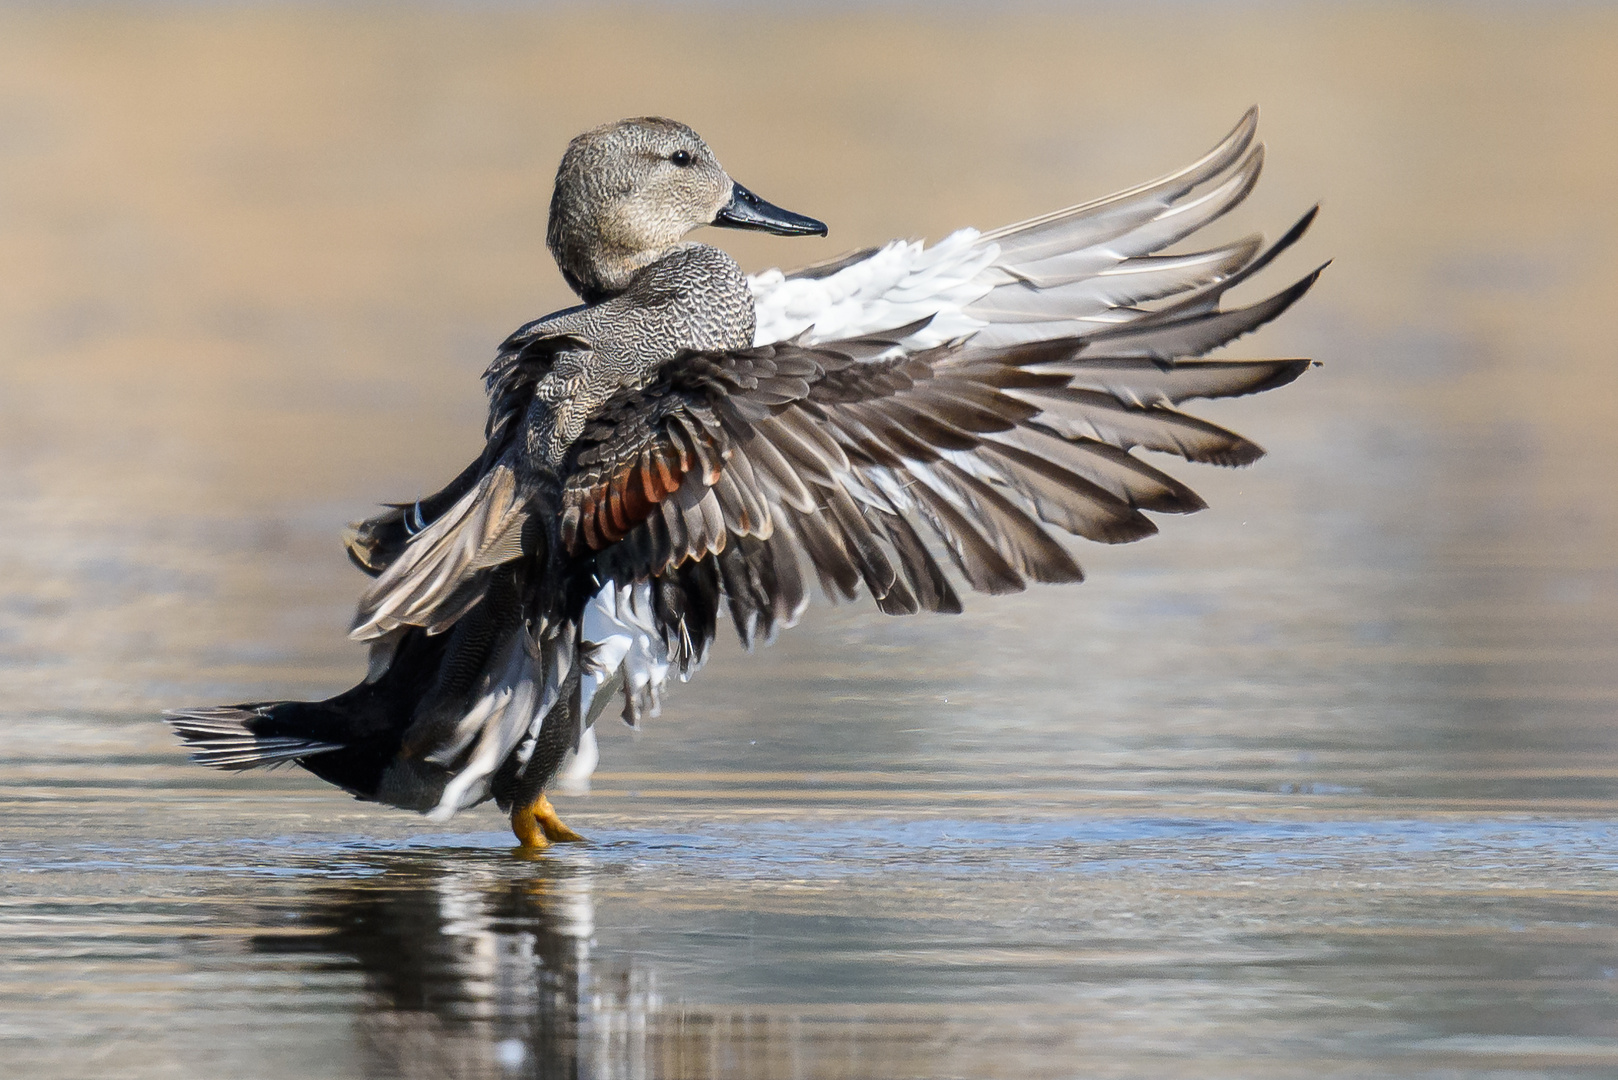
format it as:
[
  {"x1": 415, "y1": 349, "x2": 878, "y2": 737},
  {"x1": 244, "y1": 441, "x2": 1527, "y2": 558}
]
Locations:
[{"x1": 4, "y1": 3, "x2": 1618, "y2": 1077}]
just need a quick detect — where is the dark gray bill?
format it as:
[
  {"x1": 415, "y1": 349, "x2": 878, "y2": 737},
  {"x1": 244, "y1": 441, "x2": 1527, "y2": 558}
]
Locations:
[{"x1": 713, "y1": 181, "x2": 827, "y2": 236}]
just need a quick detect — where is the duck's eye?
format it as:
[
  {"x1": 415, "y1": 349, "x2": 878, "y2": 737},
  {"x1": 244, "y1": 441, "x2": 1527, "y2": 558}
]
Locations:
[{"x1": 670, "y1": 150, "x2": 692, "y2": 168}]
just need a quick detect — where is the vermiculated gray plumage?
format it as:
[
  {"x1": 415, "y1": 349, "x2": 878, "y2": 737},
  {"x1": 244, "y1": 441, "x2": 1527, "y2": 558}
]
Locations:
[{"x1": 170, "y1": 112, "x2": 1323, "y2": 843}]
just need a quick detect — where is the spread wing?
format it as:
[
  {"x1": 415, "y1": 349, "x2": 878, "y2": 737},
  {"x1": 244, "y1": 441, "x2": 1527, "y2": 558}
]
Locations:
[
  {"x1": 749, "y1": 107, "x2": 1306, "y2": 354},
  {"x1": 566, "y1": 256, "x2": 1317, "y2": 722}
]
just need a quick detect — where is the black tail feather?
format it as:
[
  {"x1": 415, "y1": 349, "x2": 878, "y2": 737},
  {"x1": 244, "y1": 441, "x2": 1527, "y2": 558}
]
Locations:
[
  {"x1": 166, "y1": 705, "x2": 345, "y2": 770},
  {"x1": 165, "y1": 590, "x2": 527, "y2": 808}
]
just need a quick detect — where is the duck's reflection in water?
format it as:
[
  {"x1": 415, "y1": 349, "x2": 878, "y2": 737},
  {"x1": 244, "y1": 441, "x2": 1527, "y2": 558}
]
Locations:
[{"x1": 254, "y1": 853, "x2": 658, "y2": 1079}]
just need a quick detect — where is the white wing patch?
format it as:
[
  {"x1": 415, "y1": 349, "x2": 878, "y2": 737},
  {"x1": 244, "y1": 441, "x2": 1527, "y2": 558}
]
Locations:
[
  {"x1": 751, "y1": 229, "x2": 996, "y2": 349},
  {"x1": 749, "y1": 108, "x2": 1264, "y2": 355}
]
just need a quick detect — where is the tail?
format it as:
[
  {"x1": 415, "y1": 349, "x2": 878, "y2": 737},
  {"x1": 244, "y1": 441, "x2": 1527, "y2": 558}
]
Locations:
[
  {"x1": 168, "y1": 574, "x2": 587, "y2": 816},
  {"x1": 165, "y1": 627, "x2": 455, "y2": 804},
  {"x1": 171, "y1": 471, "x2": 597, "y2": 818},
  {"x1": 166, "y1": 704, "x2": 347, "y2": 770}
]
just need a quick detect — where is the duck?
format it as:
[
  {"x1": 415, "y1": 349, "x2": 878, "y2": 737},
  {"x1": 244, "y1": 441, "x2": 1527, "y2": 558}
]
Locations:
[{"x1": 169, "y1": 111, "x2": 1323, "y2": 849}]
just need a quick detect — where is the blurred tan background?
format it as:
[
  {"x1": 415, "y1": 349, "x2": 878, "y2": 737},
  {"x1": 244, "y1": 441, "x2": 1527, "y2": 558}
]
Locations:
[{"x1": 2, "y1": 3, "x2": 1615, "y2": 720}]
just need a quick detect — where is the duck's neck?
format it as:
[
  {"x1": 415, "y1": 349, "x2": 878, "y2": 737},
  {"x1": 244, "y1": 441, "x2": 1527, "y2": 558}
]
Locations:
[
  {"x1": 546, "y1": 185, "x2": 685, "y2": 303},
  {"x1": 552, "y1": 241, "x2": 665, "y2": 304}
]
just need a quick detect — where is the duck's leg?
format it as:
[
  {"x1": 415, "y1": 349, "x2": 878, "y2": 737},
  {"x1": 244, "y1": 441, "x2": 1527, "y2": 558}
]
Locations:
[
  {"x1": 509, "y1": 793, "x2": 586, "y2": 849},
  {"x1": 510, "y1": 802, "x2": 550, "y2": 849},
  {"x1": 533, "y1": 794, "x2": 587, "y2": 842},
  {"x1": 504, "y1": 671, "x2": 591, "y2": 849}
]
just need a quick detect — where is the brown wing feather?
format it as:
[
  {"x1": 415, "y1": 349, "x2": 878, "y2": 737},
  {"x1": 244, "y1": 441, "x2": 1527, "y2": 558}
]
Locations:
[{"x1": 568, "y1": 269, "x2": 1316, "y2": 645}]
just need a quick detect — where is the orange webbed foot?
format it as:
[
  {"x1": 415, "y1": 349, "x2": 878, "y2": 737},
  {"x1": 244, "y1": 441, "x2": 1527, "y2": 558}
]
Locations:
[{"x1": 509, "y1": 793, "x2": 587, "y2": 850}]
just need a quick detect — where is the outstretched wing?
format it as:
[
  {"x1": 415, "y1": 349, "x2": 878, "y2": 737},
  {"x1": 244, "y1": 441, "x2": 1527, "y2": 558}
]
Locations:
[
  {"x1": 749, "y1": 107, "x2": 1302, "y2": 354},
  {"x1": 565, "y1": 248, "x2": 1318, "y2": 724}
]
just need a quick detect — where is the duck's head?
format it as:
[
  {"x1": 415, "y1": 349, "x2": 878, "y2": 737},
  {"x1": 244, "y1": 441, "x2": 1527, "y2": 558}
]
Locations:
[{"x1": 547, "y1": 117, "x2": 827, "y2": 301}]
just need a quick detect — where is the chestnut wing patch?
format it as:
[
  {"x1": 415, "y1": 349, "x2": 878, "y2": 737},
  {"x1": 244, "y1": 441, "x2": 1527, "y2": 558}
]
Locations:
[
  {"x1": 560, "y1": 344, "x2": 828, "y2": 557},
  {"x1": 562, "y1": 392, "x2": 711, "y2": 553}
]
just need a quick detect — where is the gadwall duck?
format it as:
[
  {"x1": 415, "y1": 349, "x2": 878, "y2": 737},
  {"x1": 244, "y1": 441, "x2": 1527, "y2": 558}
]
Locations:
[{"x1": 171, "y1": 112, "x2": 1323, "y2": 848}]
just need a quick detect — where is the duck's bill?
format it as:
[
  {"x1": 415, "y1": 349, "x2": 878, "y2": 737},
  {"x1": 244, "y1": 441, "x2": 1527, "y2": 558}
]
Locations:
[{"x1": 713, "y1": 182, "x2": 827, "y2": 236}]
